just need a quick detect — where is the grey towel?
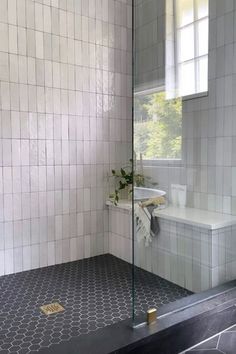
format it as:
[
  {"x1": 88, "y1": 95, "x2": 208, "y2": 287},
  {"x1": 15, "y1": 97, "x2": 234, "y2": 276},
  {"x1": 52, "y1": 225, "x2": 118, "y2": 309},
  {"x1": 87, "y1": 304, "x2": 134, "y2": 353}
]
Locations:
[{"x1": 147, "y1": 205, "x2": 160, "y2": 237}]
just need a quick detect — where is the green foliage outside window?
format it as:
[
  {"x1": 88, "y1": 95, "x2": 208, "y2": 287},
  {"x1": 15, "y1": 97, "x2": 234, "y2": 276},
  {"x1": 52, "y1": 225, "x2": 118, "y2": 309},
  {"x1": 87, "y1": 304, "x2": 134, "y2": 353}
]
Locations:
[{"x1": 134, "y1": 92, "x2": 182, "y2": 160}]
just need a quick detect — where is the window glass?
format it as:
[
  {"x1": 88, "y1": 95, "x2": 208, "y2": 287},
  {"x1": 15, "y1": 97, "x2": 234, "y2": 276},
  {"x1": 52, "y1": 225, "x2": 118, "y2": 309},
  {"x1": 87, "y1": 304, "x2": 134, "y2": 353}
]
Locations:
[
  {"x1": 196, "y1": 0, "x2": 208, "y2": 19},
  {"x1": 197, "y1": 56, "x2": 208, "y2": 92},
  {"x1": 176, "y1": 0, "x2": 194, "y2": 27},
  {"x1": 178, "y1": 25, "x2": 195, "y2": 62},
  {"x1": 179, "y1": 61, "x2": 195, "y2": 96},
  {"x1": 176, "y1": 0, "x2": 209, "y2": 96},
  {"x1": 197, "y1": 19, "x2": 209, "y2": 56}
]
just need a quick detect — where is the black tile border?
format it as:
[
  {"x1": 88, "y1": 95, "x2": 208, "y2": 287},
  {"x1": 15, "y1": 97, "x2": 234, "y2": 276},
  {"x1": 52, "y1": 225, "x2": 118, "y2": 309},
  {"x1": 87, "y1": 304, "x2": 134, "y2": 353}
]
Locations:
[
  {"x1": 38, "y1": 281, "x2": 236, "y2": 354},
  {"x1": 184, "y1": 325, "x2": 236, "y2": 353},
  {"x1": 158, "y1": 279, "x2": 236, "y2": 318}
]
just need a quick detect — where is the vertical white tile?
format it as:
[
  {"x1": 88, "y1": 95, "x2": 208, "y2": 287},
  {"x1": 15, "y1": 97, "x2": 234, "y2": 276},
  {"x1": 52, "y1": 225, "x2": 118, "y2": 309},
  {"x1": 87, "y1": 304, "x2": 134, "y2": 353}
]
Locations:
[
  {"x1": 11, "y1": 112, "x2": 20, "y2": 138},
  {"x1": 31, "y1": 244, "x2": 40, "y2": 269},
  {"x1": 62, "y1": 239, "x2": 70, "y2": 262},
  {"x1": 23, "y1": 246, "x2": 31, "y2": 271},
  {"x1": 4, "y1": 194, "x2": 13, "y2": 221},
  {"x1": 0, "y1": 250, "x2": 4, "y2": 276},
  {"x1": 22, "y1": 220, "x2": 30, "y2": 246},
  {"x1": 48, "y1": 241, "x2": 55, "y2": 266},
  {"x1": 44, "y1": 5, "x2": 52, "y2": 33},
  {"x1": 1, "y1": 82, "x2": 10, "y2": 110},
  {"x1": 14, "y1": 247, "x2": 23, "y2": 273},
  {"x1": 0, "y1": 52, "x2": 9, "y2": 81},
  {"x1": 232, "y1": 168, "x2": 236, "y2": 196},
  {"x1": 4, "y1": 222, "x2": 13, "y2": 249},
  {"x1": 35, "y1": 31, "x2": 44, "y2": 59},
  {"x1": 4, "y1": 249, "x2": 14, "y2": 275},
  {"x1": 17, "y1": 0, "x2": 26, "y2": 27},
  {"x1": 0, "y1": 23, "x2": 8, "y2": 52},
  {"x1": 8, "y1": 0, "x2": 17, "y2": 25},
  {"x1": 9, "y1": 25, "x2": 17, "y2": 54},
  {"x1": 40, "y1": 243, "x2": 48, "y2": 267},
  {"x1": 84, "y1": 235, "x2": 90, "y2": 258}
]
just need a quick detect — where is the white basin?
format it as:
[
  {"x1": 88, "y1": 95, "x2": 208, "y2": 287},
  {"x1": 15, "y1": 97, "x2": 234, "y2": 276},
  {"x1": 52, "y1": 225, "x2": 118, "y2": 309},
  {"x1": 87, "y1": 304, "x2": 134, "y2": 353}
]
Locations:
[{"x1": 134, "y1": 187, "x2": 166, "y2": 201}]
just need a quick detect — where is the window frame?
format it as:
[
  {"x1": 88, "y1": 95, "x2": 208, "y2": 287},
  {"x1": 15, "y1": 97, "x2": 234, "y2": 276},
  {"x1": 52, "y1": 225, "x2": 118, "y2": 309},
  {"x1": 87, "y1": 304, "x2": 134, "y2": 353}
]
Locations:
[
  {"x1": 134, "y1": 0, "x2": 209, "y2": 166},
  {"x1": 174, "y1": 0, "x2": 209, "y2": 97}
]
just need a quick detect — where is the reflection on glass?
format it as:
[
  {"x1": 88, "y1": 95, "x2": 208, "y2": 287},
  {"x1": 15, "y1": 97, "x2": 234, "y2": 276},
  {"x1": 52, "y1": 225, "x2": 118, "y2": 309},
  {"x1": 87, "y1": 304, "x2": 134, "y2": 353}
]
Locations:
[
  {"x1": 134, "y1": 92, "x2": 182, "y2": 160},
  {"x1": 176, "y1": 0, "x2": 194, "y2": 27}
]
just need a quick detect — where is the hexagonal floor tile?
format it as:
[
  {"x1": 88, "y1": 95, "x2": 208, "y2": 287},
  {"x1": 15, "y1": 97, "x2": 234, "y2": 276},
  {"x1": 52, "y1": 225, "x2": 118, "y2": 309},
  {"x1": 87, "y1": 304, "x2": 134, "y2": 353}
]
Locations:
[{"x1": 0, "y1": 254, "x2": 191, "y2": 354}]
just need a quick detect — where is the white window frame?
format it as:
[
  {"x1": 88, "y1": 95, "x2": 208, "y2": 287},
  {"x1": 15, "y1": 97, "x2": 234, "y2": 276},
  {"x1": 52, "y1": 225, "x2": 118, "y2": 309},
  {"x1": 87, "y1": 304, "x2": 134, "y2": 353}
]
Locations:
[
  {"x1": 174, "y1": 0, "x2": 209, "y2": 98},
  {"x1": 134, "y1": 0, "x2": 209, "y2": 166}
]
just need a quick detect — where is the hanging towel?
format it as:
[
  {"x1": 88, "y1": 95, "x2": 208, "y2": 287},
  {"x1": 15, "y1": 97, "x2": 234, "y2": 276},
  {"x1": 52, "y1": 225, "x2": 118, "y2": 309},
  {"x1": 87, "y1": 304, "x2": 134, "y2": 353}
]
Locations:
[
  {"x1": 148, "y1": 205, "x2": 160, "y2": 238},
  {"x1": 134, "y1": 203, "x2": 160, "y2": 247}
]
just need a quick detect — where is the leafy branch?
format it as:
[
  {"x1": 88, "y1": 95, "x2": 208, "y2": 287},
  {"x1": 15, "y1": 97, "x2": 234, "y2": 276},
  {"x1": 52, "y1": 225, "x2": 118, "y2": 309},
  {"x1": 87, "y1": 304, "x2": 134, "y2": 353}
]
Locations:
[{"x1": 109, "y1": 160, "x2": 157, "y2": 205}]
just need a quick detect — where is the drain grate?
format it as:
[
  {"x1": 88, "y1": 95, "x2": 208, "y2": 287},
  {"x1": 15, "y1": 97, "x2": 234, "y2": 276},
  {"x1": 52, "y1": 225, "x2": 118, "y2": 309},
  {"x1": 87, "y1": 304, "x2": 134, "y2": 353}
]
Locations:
[{"x1": 40, "y1": 302, "x2": 65, "y2": 315}]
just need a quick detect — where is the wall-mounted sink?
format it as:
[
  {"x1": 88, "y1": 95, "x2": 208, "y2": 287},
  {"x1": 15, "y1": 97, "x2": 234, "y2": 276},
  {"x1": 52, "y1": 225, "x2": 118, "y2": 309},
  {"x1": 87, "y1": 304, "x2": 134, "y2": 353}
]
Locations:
[{"x1": 134, "y1": 187, "x2": 166, "y2": 202}]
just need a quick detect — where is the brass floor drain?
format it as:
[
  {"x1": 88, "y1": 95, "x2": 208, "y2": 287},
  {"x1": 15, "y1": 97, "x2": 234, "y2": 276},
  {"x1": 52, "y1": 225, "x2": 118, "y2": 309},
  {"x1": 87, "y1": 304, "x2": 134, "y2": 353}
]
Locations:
[{"x1": 40, "y1": 302, "x2": 65, "y2": 315}]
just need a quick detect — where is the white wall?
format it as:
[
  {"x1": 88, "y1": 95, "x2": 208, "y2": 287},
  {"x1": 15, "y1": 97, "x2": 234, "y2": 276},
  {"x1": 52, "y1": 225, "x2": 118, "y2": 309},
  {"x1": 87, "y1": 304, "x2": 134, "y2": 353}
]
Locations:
[{"x1": 0, "y1": 0, "x2": 132, "y2": 275}]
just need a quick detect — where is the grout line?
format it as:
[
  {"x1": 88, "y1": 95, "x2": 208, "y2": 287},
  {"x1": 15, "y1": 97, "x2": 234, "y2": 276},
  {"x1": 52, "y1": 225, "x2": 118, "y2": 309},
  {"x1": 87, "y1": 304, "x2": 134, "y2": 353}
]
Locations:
[{"x1": 216, "y1": 333, "x2": 221, "y2": 348}]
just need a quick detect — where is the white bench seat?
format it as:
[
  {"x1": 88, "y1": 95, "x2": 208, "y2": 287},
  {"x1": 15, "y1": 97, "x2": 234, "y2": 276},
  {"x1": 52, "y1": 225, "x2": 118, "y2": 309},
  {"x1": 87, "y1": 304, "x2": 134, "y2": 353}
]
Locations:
[{"x1": 154, "y1": 206, "x2": 236, "y2": 230}]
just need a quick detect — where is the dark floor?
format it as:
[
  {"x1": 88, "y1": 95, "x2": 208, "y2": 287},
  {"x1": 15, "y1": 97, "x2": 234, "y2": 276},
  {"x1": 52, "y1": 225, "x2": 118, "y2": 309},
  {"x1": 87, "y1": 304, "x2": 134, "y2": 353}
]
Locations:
[
  {"x1": 183, "y1": 324, "x2": 236, "y2": 354},
  {"x1": 0, "y1": 254, "x2": 191, "y2": 354}
]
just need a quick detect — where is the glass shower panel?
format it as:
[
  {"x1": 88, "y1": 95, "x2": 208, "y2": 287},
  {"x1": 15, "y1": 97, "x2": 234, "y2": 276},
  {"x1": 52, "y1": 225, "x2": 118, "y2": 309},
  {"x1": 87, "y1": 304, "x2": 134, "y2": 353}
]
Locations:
[
  {"x1": 131, "y1": 0, "x2": 220, "y2": 327},
  {"x1": 132, "y1": 0, "x2": 187, "y2": 326},
  {"x1": 132, "y1": 0, "x2": 236, "y2": 330},
  {"x1": 131, "y1": 0, "x2": 236, "y2": 337}
]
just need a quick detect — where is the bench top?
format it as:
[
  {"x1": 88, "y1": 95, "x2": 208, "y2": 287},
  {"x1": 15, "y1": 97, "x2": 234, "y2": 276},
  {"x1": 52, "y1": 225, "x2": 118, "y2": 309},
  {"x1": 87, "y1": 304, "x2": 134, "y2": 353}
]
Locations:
[
  {"x1": 154, "y1": 206, "x2": 236, "y2": 230},
  {"x1": 106, "y1": 200, "x2": 236, "y2": 230}
]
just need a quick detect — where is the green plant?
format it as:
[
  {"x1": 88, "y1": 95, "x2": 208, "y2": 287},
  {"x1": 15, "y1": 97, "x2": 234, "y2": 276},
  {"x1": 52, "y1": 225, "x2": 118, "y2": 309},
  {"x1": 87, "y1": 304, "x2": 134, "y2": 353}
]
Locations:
[{"x1": 109, "y1": 160, "x2": 157, "y2": 205}]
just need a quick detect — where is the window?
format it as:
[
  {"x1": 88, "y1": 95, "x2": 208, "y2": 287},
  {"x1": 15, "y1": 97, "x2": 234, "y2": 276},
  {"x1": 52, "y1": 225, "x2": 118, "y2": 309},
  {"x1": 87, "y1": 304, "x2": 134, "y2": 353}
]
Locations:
[
  {"x1": 175, "y1": 0, "x2": 209, "y2": 96},
  {"x1": 134, "y1": 91, "x2": 182, "y2": 161},
  {"x1": 134, "y1": 0, "x2": 209, "y2": 162}
]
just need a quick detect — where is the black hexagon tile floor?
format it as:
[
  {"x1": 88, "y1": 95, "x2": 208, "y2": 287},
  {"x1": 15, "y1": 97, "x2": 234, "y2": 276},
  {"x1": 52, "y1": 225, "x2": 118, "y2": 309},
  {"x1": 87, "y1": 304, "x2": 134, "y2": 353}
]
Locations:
[
  {"x1": 183, "y1": 325, "x2": 236, "y2": 354},
  {"x1": 0, "y1": 254, "x2": 191, "y2": 353}
]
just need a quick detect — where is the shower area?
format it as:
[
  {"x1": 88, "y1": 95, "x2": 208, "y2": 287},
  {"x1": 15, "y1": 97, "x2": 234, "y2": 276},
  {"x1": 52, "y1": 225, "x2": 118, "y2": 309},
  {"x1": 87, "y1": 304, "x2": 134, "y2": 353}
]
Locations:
[
  {"x1": 0, "y1": 0, "x2": 236, "y2": 353},
  {"x1": 110, "y1": 0, "x2": 236, "y2": 327}
]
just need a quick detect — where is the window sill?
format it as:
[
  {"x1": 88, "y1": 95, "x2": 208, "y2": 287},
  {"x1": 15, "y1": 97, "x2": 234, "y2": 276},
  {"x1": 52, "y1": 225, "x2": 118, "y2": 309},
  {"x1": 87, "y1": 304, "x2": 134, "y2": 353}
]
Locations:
[
  {"x1": 182, "y1": 91, "x2": 208, "y2": 101},
  {"x1": 139, "y1": 159, "x2": 183, "y2": 167}
]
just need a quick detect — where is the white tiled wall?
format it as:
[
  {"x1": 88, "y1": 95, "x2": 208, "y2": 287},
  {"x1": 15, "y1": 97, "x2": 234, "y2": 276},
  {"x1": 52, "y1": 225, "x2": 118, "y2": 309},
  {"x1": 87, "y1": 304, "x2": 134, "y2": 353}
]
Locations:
[
  {"x1": 0, "y1": 0, "x2": 132, "y2": 275},
  {"x1": 137, "y1": 0, "x2": 236, "y2": 216},
  {"x1": 108, "y1": 204, "x2": 132, "y2": 262}
]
